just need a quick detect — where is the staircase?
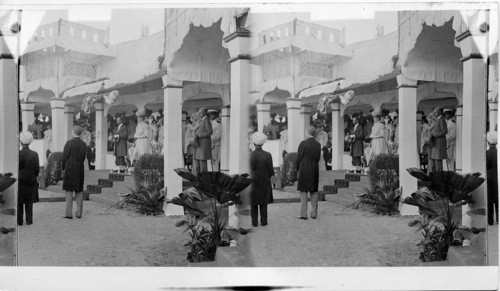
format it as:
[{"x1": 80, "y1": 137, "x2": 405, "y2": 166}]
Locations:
[{"x1": 321, "y1": 171, "x2": 369, "y2": 206}]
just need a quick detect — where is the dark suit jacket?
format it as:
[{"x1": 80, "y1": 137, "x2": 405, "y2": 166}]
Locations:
[
  {"x1": 62, "y1": 137, "x2": 87, "y2": 192},
  {"x1": 114, "y1": 123, "x2": 128, "y2": 157},
  {"x1": 322, "y1": 146, "x2": 332, "y2": 164},
  {"x1": 86, "y1": 147, "x2": 96, "y2": 163},
  {"x1": 296, "y1": 137, "x2": 321, "y2": 192},
  {"x1": 487, "y1": 145, "x2": 498, "y2": 204},
  {"x1": 19, "y1": 147, "x2": 40, "y2": 204},
  {"x1": 249, "y1": 147, "x2": 274, "y2": 205},
  {"x1": 350, "y1": 123, "x2": 364, "y2": 157}
]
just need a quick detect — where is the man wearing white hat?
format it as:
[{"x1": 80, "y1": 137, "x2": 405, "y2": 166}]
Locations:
[
  {"x1": 487, "y1": 131, "x2": 498, "y2": 225},
  {"x1": 249, "y1": 132, "x2": 274, "y2": 227},
  {"x1": 18, "y1": 132, "x2": 40, "y2": 226},
  {"x1": 444, "y1": 109, "x2": 456, "y2": 171}
]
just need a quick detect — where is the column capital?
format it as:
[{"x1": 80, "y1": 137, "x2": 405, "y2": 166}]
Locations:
[
  {"x1": 50, "y1": 98, "x2": 65, "y2": 109},
  {"x1": 286, "y1": 98, "x2": 302, "y2": 109},
  {"x1": 64, "y1": 104, "x2": 76, "y2": 114},
  {"x1": 330, "y1": 102, "x2": 341, "y2": 111},
  {"x1": 20, "y1": 102, "x2": 35, "y2": 111},
  {"x1": 224, "y1": 29, "x2": 252, "y2": 58},
  {"x1": 94, "y1": 102, "x2": 105, "y2": 111},
  {"x1": 456, "y1": 29, "x2": 487, "y2": 61},
  {"x1": 162, "y1": 75, "x2": 183, "y2": 89},
  {"x1": 256, "y1": 102, "x2": 272, "y2": 112},
  {"x1": 396, "y1": 74, "x2": 418, "y2": 88},
  {"x1": 300, "y1": 104, "x2": 312, "y2": 114}
]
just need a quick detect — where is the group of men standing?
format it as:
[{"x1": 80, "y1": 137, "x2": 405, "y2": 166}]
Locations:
[
  {"x1": 190, "y1": 107, "x2": 221, "y2": 174},
  {"x1": 426, "y1": 107, "x2": 456, "y2": 173}
]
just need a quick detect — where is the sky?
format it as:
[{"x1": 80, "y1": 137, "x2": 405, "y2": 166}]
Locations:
[{"x1": 24, "y1": 6, "x2": 397, "y2": 48}]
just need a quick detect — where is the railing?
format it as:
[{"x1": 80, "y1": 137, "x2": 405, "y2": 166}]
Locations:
[{"x1": 262, "y1": 58, "x2": 292, "y2": 82}]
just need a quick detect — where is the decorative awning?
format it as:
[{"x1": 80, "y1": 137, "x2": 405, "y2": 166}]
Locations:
[
  {"x1": 251, "y1": 35, "x2": 353, "y2": 64},
  {"x1": 163, "y1": 8, "x2": 249, "y2": 84},
  {"x1": 298, "y1": 81, "x2": 340, "y2": 99},
  {"x1": 62, "y1": 79, "x2": 109, "y2": 99},
  {"x1": 23, "y1": 35, "x2": 115, "y2": 57}
]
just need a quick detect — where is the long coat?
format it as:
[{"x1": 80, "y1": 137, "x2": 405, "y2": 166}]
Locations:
[
  {"x1": 429, "y1": 116, "x2": 448, "y2": 159},
  {"x1": 18, "y1": 147, "x2": 40, "y2": 204},
  {"x1": 296, "y1": 137, "x2": 321, "y2": 192},
  {"x1": 487, "y1": 145, "x2": 498, "y2": 204},
  {"x1": 62, "y1": 137, "x2": 87, "y2": 192},
  {"x1": 350, "y1": 123, "x2": 364, "y2": 157},
  {"x1": 249, "y1": 147, "x2": 274, "y2": 205},
  {"x1": 114, "y1": 123, "x2": 128, "y2": 157},
  {"x1": 193, "y1": 116, "x2": 213, "y2": 160}
]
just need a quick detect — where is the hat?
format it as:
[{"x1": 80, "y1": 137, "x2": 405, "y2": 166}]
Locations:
[
  {"x1": 251, "y1": 132, "x2": 267, "y2": 145},
  {"x1": 135, "y1": 108, "x2": 146, "y2": 117},
  {"x1": 443, "y1": 109, "x2": 453, "y2": 114},
  {"x1": 207, "y1": 109, "x2": 218, "y2": 114},
  {"x1": 371, "y1": 108, "x2": 382, "y2": 117},
  {"x1": 389, "y1": 111, "x2": 398, "y2": 119},
  {"x1": 20, "y1": 131, "x2": 34, "y2": 145},
  {"x1": 487, "y1": 131, "x2": 497, "y2": 144}
]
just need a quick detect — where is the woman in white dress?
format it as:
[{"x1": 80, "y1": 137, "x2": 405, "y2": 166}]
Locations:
[
  {"x1": 134, "y1": 109, "x2": 152, "y2": 157},
  {"x1": 369, "y1": 109, "x2": 388, "y2": 157}
]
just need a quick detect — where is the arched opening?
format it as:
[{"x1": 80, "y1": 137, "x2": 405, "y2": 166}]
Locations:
[{"x1": 262, "y1": 87, "x2": 292, "y2": 104}]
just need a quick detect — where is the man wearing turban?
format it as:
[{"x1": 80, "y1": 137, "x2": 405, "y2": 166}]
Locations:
[
  {"x1": 249, "y1": 132, "x2": 274, "y2": 227},
  {"x1": 18, "y1": 132, "x2": 40, "y2": 225}
]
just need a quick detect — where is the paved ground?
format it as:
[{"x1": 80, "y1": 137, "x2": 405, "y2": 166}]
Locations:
[{"x1": 18, "y1": 192, "x2": 189, "y2": 266}]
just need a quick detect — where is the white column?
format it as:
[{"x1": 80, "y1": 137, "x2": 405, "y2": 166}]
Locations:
[
  {"x1": 397, "y1": 74, "x2": 419, "y2": 216},
  {"x1": 50, "y1": 98, "x2": 66, "y2": 152},
  {"x1": 300, "y1": 104, "x2": 312, "y2": 141},
  {"x1": 416, "y1": 111, "x2": 422, "y2": 154},
  {"x1": 162, "y1": 76, "x2": 185, "y2": 216},
  {"x1": 64, "y1": 105, "x2": 75, "y2": 143},
  {"x1": 286, "y1": 98, "x2": 302, "y2": 153},
  {"x1": 94, "y1": 102, "x2": 107, "y2": 170},
  {"x1": 20, "y1": 102, "x2": 35, "y2": 132},
  {"x1": 256, "y1": 102, "x2": 272, "y2": 133},
  {"x1": 181, "y1": 111, "x2": 187, "y2": 153},
  {"x1": 488, "y1": 101, "x2": 497, "y2": 132},
  {"x1": 330, "y1": 102, "x2": 344, "y2": 170},
  {"x1": 225, "y1": 27, "x2": 252, "y2": 228},
  {"x1": 0, "y1": 15, "x2": 19, "y2": 264},
  {"x1": 457, "y1": 29, "x2": 488, "y2": 229},
  {"x1": 455, "y1": 106, "x2": 463, "y2": 173},
  {"x1": 220, "y1": 105, "x2": 231, "y2": 174}
]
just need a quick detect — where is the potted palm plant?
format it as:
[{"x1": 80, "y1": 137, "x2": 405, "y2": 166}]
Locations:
[
  {"x1": 169, "y1": 168, "x2": 253, "y2": 263},
  {"x1": 403, "y1": 168, "x2": 485, "y2": 263}
]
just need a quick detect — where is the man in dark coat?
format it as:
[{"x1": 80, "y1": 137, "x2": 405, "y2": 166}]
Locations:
[
  {"x1": 487, "y1": 131, "x2": 498, "y2": 225},
  {"x1": 429, "y1": 107, "x2": 448, "y2": 172},
  {"x1": 350, "y1": 114, "x2": 364, "y2": 170},
  {"x1": 322, "y1": 141, "x2": 333, "y2": 171},
  {"x1": 62, "y1": 126, "x2": 87, "y2": 219},
  {"x1": 193, "y1": 107, "x2": 213, "y2": 174},
  {"x1": 296, "y1": 126, "x2": 321, "y2": 220},
  {"x1": 249, "y1": 132, "x2": 274, "y2": 227},
  {"x1": 18, "y1": 132, "x2": 40, "y2": 226},
  {"x1": 86, "y1": 141, "x2": 96, "y2": 170},
  {"x1": 114, "y1": 116, "x2": 128, "y2": 172}
]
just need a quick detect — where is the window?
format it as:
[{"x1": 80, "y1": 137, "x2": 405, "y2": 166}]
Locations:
[
  {"x1": 263, "y1": 35, "x2": 266, "y2": 44},
  {"x1": 284, "y1": 27, "x2": 289, "y2": 37},
  {"x1": 82, "y1": 30, "x2": 87, "y2": 40},
  {"x1": 276, "y1": 30, "x2": 281, "y2": 39},
  {"x1": 270, "y1": 32, "x2": 274, "y2": 41},
  {"x1": 329, "y1": 33, "x2": 334, "y2": 43},
  {"x1": 93, "y1": 33, "x2": 98, "y2": 42},
  {"x1": 317, "y1": 30, "x2": 322, "y2": 40},
  {"x1": 305, "y1": 26, "x2": 310, "y2": 37},
  {"x1": 69, "y1": 27, "x2": 75, "y2": 37},
  {"x1": 49, "y1": 27, "x2": 53, "y2": 37}
]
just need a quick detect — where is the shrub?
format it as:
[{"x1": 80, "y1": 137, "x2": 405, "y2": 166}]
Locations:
[
  {"x1": 126, "y1": 186, "x2": 166, "y2": 215},
  {"x1": 133, "y1": 154, "x2": 164, "y2": 191},
  {"x1": 368, "y1": 154, "x2": 399, "y2": 190},
  {"x1": 45, "y1": 152, "x2": 63, "y2": 186},
  {"x1": 280, "y1": 152, "x2": 298, "y2": 188},
  {"x1": 403, "y1": 168, "x2": 485, "y2": 262}
]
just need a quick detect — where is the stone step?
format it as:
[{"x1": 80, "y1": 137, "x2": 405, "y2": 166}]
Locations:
[
  {"x1": 109, "y1": 173, "x2": 126, "y2": 181},
  {"x1": 334, "y1": 179, "x2": 349, "y2": 188},
  {"x1": 323, "y1": 185, "x2": 338, "y2": 194},
  {"x1": 98, "y1": 179, "x2": 114, "y2": 188},
  {"x1": 345, "y1": 173, "x2": 362, "y2": 181},
  {"x1": 87, "y1": 185, "x2": 105, "y2": 194}
]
